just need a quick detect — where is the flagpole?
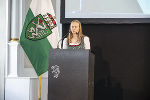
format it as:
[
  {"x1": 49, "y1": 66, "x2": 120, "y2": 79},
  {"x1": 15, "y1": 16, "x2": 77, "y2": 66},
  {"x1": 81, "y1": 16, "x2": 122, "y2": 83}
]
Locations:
[{"x1": 38, "y1": 75, "x2": 41, "y2": 100}]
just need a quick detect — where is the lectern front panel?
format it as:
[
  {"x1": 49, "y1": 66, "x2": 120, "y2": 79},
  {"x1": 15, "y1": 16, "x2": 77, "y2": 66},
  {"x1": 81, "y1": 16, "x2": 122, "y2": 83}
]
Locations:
[{"x1": 48, "y1": 49, "x2": 94, "y2": 100}]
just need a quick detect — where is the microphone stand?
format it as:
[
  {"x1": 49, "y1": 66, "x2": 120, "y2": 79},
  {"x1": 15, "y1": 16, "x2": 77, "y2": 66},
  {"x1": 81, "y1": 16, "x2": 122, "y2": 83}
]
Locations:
[{"x1": 57, "y1": 33, "x2": 69, "y2": 49}]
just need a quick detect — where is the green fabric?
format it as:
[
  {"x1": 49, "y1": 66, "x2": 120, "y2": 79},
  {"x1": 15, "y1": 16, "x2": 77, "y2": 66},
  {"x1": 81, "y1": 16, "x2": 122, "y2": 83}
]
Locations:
[{"x1": 20, "y1": 8, "x2": 52, "y2": 76}]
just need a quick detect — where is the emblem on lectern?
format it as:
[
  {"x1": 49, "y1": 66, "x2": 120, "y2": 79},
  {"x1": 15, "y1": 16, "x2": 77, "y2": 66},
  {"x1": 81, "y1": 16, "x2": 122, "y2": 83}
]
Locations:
[{"x1": 51, "y1": 65, "x2": 60, "y2": 78}]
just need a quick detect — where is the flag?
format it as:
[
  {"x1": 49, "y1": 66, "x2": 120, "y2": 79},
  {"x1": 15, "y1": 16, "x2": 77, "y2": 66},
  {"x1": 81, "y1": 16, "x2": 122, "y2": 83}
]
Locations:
[{"x1": 20, "y1": 0, "x2": 59, "y2": 76}]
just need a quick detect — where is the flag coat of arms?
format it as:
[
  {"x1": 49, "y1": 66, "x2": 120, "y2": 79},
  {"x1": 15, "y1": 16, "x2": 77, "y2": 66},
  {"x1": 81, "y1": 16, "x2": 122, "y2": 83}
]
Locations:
[{"x1": 20, "y1": 0, "x2": 59, "y2": 76}]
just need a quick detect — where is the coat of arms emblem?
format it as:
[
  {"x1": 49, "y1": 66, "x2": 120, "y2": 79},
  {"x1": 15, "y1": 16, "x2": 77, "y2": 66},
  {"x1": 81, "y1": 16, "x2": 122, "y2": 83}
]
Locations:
[
  {"x1": 51, "y1": 65, "x2": 60, "y2": 78},
  {"x1": 25, "y1": 13, "x2": 57, "y2": 41}
]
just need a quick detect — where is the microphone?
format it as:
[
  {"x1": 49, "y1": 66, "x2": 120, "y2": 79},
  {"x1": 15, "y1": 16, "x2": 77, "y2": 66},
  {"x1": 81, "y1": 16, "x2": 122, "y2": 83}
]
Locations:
[{"x1": 57, "y1": 33, "x2": 69, "y2": 49}]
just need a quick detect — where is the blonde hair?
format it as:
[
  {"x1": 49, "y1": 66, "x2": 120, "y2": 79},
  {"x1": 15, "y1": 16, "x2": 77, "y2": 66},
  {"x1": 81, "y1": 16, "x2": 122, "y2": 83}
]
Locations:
[{"x1": 67, "y1": 20, "x2": 84, "y2": 44}]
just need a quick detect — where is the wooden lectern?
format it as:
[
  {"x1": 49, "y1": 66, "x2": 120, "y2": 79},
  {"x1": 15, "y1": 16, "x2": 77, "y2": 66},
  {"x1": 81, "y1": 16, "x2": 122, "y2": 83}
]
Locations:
[{"x1": 48, "y1": 49, "x2": 95, "y2": 100}]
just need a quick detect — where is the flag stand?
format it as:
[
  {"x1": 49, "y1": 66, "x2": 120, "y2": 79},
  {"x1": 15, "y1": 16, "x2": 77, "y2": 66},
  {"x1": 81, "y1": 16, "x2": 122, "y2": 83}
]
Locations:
[{"x1": 38, "y1": 75, "x2": 41, "y2": 100}]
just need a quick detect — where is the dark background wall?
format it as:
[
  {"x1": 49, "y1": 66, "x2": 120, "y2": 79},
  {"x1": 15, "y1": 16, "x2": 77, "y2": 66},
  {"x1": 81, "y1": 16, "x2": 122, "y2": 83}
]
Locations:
[{"x1": 62, "y1": 23, "x2": 150, "y2": 100}]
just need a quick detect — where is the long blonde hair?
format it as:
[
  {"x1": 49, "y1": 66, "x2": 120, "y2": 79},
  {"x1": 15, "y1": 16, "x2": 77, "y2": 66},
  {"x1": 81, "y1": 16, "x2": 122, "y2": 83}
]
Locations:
[{"x1": 67, "y1": 20, "x2": 84, "y2": 44}]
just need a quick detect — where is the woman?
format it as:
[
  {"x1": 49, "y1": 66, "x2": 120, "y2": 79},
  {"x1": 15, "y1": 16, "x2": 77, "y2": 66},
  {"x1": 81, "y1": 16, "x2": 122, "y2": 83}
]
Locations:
[{"x1": 63, "y1": 20, "x2": 90, "y2": 49}]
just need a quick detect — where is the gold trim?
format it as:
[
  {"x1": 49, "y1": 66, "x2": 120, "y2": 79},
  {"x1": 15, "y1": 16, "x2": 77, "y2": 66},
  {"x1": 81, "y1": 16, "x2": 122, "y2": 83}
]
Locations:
[
  {"x1": 53, "y1": 16, "x2": 56, "y2": 19},
  {"x1": 11, "y1": 38, "x2": 19, "y2": 41}
]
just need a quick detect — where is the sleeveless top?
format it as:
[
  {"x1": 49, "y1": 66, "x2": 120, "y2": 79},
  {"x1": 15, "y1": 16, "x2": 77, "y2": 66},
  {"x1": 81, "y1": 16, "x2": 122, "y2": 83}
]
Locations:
[{"x1": 66, "y1": 38, "x2": 85, "y2": 49}]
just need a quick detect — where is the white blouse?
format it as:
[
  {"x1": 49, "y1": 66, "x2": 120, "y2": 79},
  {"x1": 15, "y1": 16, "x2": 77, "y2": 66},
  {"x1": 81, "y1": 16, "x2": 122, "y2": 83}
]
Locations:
[{"x1": 63, "y1": 36, "x2": 90, "y2": 49}]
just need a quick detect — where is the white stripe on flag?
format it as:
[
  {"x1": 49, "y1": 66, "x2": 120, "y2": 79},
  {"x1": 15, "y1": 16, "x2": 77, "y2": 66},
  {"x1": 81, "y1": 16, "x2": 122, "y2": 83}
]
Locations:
[{"x1": 30, "y1": 0, "x2": 59, "y2": 48}]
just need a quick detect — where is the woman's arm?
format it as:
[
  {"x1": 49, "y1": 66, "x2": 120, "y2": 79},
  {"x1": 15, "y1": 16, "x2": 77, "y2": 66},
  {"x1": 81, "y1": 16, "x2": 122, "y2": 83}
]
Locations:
[
  {"x1": 84, "y1": 36, "x2": 90, "y2": 49},
  {"x1": 63, "y1": 38, "x2": 68, "y2": 49}
]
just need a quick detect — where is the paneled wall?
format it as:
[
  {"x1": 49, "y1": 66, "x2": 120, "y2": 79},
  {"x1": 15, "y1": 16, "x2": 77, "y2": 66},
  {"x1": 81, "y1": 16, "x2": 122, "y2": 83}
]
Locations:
[{"x1": 0, "y1": 0, "x2": 6, "y2": 100}]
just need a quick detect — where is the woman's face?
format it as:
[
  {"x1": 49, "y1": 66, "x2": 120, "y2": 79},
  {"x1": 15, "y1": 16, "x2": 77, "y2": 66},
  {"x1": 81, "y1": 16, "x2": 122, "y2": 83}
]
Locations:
[{"x1": 70, "y1": 22, "x2": 80, "y2": 34}]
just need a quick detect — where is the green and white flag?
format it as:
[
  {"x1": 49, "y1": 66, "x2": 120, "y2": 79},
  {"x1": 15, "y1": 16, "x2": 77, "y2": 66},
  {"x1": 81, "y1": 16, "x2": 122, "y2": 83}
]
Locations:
[{"x1": 20, "y1": 0, "x2": 59, "y2": 76}]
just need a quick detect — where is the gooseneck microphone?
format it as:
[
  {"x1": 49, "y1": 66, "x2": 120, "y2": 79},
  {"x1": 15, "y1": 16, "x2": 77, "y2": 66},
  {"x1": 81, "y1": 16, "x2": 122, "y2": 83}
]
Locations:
[{"x1": 57, "y1": 33, "x2": 69, "y2": 49}]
